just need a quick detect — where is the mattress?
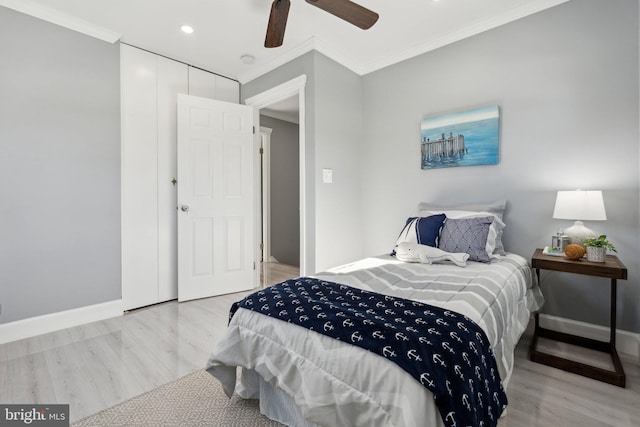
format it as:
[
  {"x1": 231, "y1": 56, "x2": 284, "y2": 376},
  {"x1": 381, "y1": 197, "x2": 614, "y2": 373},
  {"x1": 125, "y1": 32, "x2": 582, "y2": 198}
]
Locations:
[{"x1": 206, "y1": 253, "x2": 544, "y2": 427}]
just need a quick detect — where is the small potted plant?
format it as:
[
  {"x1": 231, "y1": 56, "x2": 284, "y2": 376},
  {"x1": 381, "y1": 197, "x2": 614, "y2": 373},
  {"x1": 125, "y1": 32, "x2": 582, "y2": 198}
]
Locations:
[{"x1": 582, "y1": 235, "x2": 617, "y2": 263}]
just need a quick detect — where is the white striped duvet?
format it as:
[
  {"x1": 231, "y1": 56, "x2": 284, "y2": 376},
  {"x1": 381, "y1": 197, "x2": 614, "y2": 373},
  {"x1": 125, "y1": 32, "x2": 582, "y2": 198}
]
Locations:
[{"x1": 207, "y1": 253, "x2": 544, "y2": 427}]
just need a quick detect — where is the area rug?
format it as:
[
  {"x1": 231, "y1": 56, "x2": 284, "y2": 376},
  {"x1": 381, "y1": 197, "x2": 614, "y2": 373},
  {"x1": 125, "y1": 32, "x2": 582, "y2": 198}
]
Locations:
[{"x1": 72, "y1": 369, "x2": 282, "y2": 426}]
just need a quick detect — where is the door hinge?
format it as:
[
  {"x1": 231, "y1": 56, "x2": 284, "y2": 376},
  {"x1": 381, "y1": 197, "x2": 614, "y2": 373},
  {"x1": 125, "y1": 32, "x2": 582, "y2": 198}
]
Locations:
[
  {"x1": 253, "y1": 261, "x2": 256, "y2": 270},
  {"x1": 260, "y1": 242, "x2": 264, "y2": 250},
  {"x1": 253, "y1": 126, "x2": 256, "y2": 134},
  {"x1": 259, "y1": 147, "x2": 264, "y2": 155}
]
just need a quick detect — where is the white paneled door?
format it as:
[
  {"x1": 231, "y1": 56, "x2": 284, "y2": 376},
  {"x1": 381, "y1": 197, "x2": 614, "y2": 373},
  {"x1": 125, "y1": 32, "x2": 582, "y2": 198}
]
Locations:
[{"x1": 177, "y1": 94, "x2": 257, "y2": 302}]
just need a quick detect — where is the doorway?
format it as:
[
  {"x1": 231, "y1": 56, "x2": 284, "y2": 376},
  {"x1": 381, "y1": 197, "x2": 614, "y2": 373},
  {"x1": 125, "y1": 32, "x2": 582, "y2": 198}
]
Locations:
[
  {"x1": 245, "y1": 75, "x2": 307, "y2": 279},
  {"x1": 259, "y1": 109, "x2": 300, "y2": 285}
]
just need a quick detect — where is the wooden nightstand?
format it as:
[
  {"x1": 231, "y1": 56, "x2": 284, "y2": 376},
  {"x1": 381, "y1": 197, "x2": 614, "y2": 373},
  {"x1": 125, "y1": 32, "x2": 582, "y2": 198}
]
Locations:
[{"x1": 530, "y1": 248, "x2": 627, "y2": 387}]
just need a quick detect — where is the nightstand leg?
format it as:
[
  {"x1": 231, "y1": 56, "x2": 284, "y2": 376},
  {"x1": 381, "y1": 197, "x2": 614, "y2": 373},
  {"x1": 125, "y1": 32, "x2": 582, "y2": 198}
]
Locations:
[
  {"x1": 534, "y1": 267, "x2": 541, "y2": 334},
  {"x1": 529, "y1": 267, "x2": 541, "y2": 361},
  {"x1": 609, "y1": 278, "x2": 625, "y2": 386},
  {"x1": 610, "y1": 279, "x2": 617, "y2": 349}
]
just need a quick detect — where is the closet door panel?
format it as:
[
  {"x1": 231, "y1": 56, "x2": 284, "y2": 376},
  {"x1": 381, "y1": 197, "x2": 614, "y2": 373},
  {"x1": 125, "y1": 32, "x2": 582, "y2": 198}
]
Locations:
[
  {"x1": 215, "y1": 77, "x2": 240, "y2": 103},
  {"x1": 157, "y1": 56, "x2": 188, "y2": 303},
  {"x1": 121, "y1": 45, "x2": 159, "y2": 310},
  {"x1": 188, "y1": 67, "x2": 216, "y2": 99}
]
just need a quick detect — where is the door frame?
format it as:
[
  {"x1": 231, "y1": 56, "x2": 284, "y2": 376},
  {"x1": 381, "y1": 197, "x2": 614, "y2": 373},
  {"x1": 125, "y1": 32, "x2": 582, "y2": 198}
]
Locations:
[
  {"x1": 245, "y1": 75, "x2": 307, "y2": 275},
  {"x1": 259, "y1": 126, "x2": 272, "y2": 263}
]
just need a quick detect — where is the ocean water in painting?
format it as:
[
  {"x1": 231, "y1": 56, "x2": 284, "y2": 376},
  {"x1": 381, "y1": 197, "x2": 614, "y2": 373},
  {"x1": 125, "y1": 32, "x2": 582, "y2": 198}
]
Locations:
[{"x1": 420, "y1": 105, "x2": 499, "y2": 169}]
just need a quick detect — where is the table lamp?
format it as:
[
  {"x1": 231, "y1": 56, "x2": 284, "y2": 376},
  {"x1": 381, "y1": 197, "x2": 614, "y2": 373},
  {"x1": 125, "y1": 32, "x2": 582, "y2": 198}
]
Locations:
[{"x1": 552, "y1": 190, "x2": 607, "y2": 245}]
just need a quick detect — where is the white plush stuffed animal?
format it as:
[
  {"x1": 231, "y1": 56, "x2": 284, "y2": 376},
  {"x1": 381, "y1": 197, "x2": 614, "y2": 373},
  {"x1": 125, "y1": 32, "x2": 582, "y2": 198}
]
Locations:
[{"x1": 395, "y1": 242, "x2": 469, "y2": 267}]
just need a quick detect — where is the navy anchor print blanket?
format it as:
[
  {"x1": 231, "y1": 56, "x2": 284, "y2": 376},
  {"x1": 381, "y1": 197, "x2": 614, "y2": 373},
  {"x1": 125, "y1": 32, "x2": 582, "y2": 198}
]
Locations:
[{"x1": 230, "y1": 277, "x2": 507, "y2": 427}]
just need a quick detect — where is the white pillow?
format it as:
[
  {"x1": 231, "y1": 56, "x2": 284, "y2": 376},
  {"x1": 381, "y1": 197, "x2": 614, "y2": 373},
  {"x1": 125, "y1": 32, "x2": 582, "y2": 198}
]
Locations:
[
  {"x1": 395, "y1": 242, "x2": 469, "y2": 267},
  {"x1": 418, "y1": 209, "x2": 506, "y2": 260}
]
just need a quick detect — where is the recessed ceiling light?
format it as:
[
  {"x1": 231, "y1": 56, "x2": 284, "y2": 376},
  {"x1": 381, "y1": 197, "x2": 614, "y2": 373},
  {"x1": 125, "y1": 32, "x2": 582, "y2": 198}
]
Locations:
[
  {"x1": 180, "y1": 25, "x2": 194, "y2": 34},
  {"x1": 240, "y1": 54, "x2": 255, "y2": 64}
]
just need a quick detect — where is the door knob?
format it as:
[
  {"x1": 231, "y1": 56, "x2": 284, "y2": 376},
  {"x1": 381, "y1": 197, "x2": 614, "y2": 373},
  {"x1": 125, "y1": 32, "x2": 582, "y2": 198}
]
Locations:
[{"x1": 180, "y1": 205, "x2": 189, "y2": 212}]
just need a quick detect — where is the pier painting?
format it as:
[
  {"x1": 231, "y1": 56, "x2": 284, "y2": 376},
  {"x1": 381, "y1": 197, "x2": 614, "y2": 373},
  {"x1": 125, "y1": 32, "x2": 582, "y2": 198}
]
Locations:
[{"x1": 420, "y1": 105, "x2": 500, "y2": 169}]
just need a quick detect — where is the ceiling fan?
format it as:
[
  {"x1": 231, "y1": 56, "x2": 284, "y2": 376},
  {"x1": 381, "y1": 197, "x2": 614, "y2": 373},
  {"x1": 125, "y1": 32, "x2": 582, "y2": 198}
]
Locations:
[{"x1": 265, "y1": 0, "x2": 379, "y2": 48}]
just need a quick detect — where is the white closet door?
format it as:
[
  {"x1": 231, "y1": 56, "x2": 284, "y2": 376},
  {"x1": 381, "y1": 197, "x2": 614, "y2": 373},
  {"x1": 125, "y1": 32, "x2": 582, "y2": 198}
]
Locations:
[
  {"x1": 121, "y1": 45, "x2": 159, "y2": 310},
  {"x1": 215, "y1": 77, "x2": 240, "y2": 103},
  {"x1": 177, "y1": 94, "x2": 256, "y2": 302},
  {"x1": 122, "y1": 45, "x2": 240, "y2": 311},
  {"x1": 188, "y1": 67, "x2": 239, "y2": 103},
  {"x1": 188, "y1": 67, "x2": 216, "y2": 99},
  {"x1": 157, "y1": 56, "x2": 188, "y2": 303}
]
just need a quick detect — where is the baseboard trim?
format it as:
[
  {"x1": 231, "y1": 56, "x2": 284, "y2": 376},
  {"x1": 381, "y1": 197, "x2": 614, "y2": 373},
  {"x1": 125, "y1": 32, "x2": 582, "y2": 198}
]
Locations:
[
  {"x1": 0, "y1": 300, "x2": 123, "y2": 344},
  {"x1": 539, "y1": 313, "x2": 640, "y2": 361}
]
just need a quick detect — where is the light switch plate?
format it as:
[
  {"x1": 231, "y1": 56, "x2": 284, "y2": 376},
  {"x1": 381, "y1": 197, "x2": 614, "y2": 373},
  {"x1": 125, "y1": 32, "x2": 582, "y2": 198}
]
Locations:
[{"x1": 322, "y1": 168, "x2": 333, "y2": 184}]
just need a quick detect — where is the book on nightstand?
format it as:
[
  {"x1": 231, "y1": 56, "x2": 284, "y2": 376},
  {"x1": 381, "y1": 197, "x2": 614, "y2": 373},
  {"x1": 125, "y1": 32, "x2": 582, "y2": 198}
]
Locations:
[{"x1": 542, "y1": 246, "x2": 565, "y2": 257}]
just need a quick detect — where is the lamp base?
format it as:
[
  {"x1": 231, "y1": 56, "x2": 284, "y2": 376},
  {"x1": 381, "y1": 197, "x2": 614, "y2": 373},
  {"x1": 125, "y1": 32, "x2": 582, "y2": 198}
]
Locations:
[{"x1": 563, "y1": 220, "x2": 597, "y2": 246}]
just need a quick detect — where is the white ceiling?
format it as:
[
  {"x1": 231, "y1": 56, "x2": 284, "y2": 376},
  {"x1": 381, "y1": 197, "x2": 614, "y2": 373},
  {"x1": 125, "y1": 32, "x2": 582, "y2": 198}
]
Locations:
[{"x1": 2, "y1": 0, "x2": 569, "y2": 83}]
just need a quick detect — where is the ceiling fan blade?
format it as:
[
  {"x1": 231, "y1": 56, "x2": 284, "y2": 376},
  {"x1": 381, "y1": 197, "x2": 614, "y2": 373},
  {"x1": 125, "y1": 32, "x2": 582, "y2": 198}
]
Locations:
[
  {"x1": 265, "y1": 0, "x2": 291, "y2": 48},
  {"x1": 305, "y1": 0, "x2": 378, "y2": 30}
]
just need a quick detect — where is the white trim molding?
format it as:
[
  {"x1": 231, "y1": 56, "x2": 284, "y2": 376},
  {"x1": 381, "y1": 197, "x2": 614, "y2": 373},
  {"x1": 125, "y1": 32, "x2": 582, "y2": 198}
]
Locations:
[
  {"x1": 358, "y1": 0, "x2": 571, "y2": 75},
  {"x1": 260, "y1": 126, "x2": 273, "y2": 266},
  {"x1": 0, "y1": 300, "x2": 123, "y2": 344},
  {"x1": 238, "y1": 0, "x2": 570, "y2": 83},
  {"x1": 539, "y1": 313, "x2": 640, "y2": 361},
  {"x1": 239, "y1": 39, "x2": 315, "y2": 84},
  {"x1": 245, "y1": 75, "x2": 308, "y2": 275},
  {"x1": 0, "y1": 0, "x2": 121, "y2": 43},
  {"x1": 244, "y1": 75, "x2": 307, "y2": 107},
  {"x1": 2, "y1": 0, "x2": 569, "y2": 83}
]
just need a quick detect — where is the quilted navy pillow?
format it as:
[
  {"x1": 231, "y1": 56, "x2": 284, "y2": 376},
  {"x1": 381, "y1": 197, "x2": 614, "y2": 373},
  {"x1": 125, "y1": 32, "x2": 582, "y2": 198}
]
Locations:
[
  {"x1": 392, "y1": 214, "x2": 447, "y2": 255},
  {"x1": 438, "y1": 216, "x2": 494, "y2": 262}
]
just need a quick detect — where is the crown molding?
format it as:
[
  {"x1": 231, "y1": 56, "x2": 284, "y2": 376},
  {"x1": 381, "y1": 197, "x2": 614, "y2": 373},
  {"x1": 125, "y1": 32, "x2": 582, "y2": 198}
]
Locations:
[
  {"x1": 238, "y1": 38, "x2": 317, "y2": 84},
  {"x1": 239, "y1": 0, "x2": 570, "y2": 83},
  {"x1": 312, "y1": 37, "x2": 368, "y2": 76},
  {"x1": 0, "y1": 0, "x2": 120, "y2": 43},
  {"x1": 238, "y1": 36, "x2": 370, "y2": 85},
  {"x1": 358, "y1": 0, "x2": 571, "y2": 75},
  {"x1": 1, "y1": 0, "x2": 569, "y2": 83}
]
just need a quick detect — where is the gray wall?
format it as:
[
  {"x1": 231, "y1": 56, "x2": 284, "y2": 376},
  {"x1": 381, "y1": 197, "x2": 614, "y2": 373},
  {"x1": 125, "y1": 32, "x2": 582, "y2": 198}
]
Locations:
[
  {"x1": 243, "y1": 3, "x2": 640, "y2": 333},
  {"x1": 243, "y1": 51, "x2": 365, "y2": 273},
  {"x1": 361, "y1": 0, "x2": 640, "y2": 332},
  {"x1": 261, "y1": 115, "x2": 300, "y2": 266},
  {"x1": 313, "y1": 53, "x2": 364, "y2": 272},
  {"x1": 0, "y1": 7, "x2": 121, "y2": 323},
  {"x1": 3, "y1": 0, "x2": 637, "y2": 336}
]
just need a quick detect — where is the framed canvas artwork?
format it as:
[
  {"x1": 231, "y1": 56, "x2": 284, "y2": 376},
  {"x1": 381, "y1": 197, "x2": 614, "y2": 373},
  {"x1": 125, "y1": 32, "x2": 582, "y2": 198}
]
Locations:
[{"x1": 420, "y1": 105, "x2": 500, "y2": 169}]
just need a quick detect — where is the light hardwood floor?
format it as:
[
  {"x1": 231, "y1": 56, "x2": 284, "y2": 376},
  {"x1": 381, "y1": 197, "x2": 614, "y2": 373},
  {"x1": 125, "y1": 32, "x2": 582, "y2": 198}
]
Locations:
[
  {"x1": 261, "y1": 261, "x2": 301, "y2": 287},
  {"x1": 1, "y1": 262, "x2": 638, "y2": 425}
]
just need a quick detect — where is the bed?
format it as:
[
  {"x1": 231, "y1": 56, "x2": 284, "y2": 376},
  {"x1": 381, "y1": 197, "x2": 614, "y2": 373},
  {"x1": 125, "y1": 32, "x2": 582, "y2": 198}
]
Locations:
[{"x1": 206, "y1": 201, "x2": 544, "y2": 427}]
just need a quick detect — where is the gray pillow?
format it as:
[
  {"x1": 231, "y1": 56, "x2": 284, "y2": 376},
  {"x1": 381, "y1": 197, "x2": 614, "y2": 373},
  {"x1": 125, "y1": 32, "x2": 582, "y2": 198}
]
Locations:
[
  {"x1": 417, "y1": 200, "x2": 506, "y2": 255},
  {"x1": 438, "y1": 217, "x2": 494, "y2": 262}
]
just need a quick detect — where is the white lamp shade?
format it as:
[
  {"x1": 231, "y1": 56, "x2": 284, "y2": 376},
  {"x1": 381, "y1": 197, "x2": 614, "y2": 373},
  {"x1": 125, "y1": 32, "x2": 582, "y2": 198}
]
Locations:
[
  {"x1": 552, "y1": 190, "x2": 607, "y2": 221},
  {"x1": 553, "y1": 190, "x2": 607, "y2": 244}
]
